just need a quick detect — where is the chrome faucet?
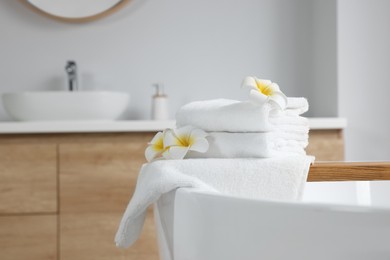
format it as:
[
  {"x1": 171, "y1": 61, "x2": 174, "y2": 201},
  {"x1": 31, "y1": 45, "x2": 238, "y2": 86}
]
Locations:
[{"x1": 65, "y1": 60, "x2": 78, "y2": 91}]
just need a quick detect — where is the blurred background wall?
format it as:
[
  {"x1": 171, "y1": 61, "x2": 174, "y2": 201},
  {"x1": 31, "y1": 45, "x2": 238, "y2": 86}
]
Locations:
[{"x1": 0, "y1": 0, "x2": 337, "y2": 120}]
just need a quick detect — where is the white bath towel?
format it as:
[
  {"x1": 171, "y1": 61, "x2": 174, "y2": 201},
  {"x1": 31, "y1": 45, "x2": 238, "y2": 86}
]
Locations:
[
  {"x1": 186, "y1": 132, "x2": 308, "y2": 158},
  {"x1": 176, "y1": 98, "x2": 308, "y2": 132},
  {"x1": 115, "y1": 156, "x2": 314, "y2": 248},
  {"x1": 269, "y1": 115, "x2": 309, "y2": 127},
  {"x1": 280, "y1": 97, "x2": 309, "y2": 115}
]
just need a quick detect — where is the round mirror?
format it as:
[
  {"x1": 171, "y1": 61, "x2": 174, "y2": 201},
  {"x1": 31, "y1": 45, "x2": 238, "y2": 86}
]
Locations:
[{"x1": 22, "y1": 0, "x2": 130, "y2": 22}]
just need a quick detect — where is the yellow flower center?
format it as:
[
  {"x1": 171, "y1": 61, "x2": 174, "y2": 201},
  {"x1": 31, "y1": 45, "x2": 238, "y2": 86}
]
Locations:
[
  {"x1": 176, "y1": 134, "x2": 195, "y2": 147},
  {"x1": 152, "y1": 136, "x2": 165, "y2": 152},
  {"x1": 256, "y1": 80, "x2": 274, "y2": 96}
]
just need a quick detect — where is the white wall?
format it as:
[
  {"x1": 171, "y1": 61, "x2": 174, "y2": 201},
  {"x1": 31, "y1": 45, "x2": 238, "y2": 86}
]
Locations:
[
  {"x1": 308, "y1": 1, "x2": 338, "y2": 117},
  {"x1": 338, "y1": 0, "x2": 390, "y2": 161},
  {"x1": 337, "y1": 0, "x2": 390, "y2": 207},
  {"x1": 0, "y1": 0, "x2": 337, "y2": 120}
]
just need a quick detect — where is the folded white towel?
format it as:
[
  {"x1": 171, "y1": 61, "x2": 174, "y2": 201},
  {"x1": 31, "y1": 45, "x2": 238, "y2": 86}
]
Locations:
[
  {"x1": 281, "y1": 97, "x2": 309, "y2": 115},
  {"x1": 176, "y1": 98, "x2": 308, "y2": 132},
  {"x1": 269, "y1": 115, "x2": 309, "y2": 127},
  {"x1": 272, "y1": 129, "x2": 309, "y2": 141},
  {"x1": 115, "y1": 156, "x2": 314, "y2": 248},
  {"x1": 187, "y1": 132, "x2": 308, "y2": 158}
]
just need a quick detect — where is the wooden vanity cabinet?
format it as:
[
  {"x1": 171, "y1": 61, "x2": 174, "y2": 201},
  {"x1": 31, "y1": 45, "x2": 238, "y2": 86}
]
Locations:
[
  {"x1": 306, "y1": 129, "x2": 344, "y2": 161},
  {"x1": 0, "y1": 144, "x2": 58, "y2": 260},
  {"x1": 0, "y1": 130, "x2": 343, "y2": 260},
  {"x1": 0, "y1": 215, "x2": 57, "y2": 260},
  {"x1": 59, "y1": 135, "x2": 158, "y2": 260},
  {"x1": 0, "y1": 134, "x2": 157, "y2": 260},
  {"x1": 0, "y1": 144, "x2": 57, "y2": 214}
]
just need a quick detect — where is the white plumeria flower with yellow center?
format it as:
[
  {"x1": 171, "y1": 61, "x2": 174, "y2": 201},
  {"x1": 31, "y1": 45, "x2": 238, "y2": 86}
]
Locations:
[
  {"x1": 241, "y1": 76, "x2": 287, "y2": 110},
  {"x1": 145, "y1": 130, "x2": 169, "y2": 162},
  {"x1": 163, "y1": 126, "x2": 209, "y2": 160}
]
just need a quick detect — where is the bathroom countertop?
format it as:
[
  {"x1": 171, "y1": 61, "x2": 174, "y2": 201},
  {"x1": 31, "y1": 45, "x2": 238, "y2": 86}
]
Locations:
[{"x1": 0, "y1": 118, "x2": 346, "y2": 134}]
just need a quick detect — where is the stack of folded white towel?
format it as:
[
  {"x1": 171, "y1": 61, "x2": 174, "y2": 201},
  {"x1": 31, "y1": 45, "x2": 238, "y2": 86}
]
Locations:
[
  {"x1": 115, "y1": 78, "x2": 314, "y2": 250},
  {"x1": 176, "y1": 97, "x2": 309, "y2": 158}
]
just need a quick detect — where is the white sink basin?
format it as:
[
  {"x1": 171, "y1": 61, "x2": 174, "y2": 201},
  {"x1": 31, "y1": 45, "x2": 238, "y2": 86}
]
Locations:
[{"x1": 2, "y1": 91, "x2": 130, "y2": 121}]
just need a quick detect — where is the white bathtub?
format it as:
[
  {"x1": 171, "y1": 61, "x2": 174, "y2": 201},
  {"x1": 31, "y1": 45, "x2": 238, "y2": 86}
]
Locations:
[{"x1": 154, "y1": 187, "x2": 390, "y2": 260}]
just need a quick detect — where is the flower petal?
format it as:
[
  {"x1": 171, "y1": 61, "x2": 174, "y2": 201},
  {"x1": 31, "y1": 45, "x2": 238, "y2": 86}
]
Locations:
[
  {"x1": 145, "y1": 145, "x2": 161, "y2": 162},
  {"x1": 172, "y1": 125, "x2": 194, "y2": 145},
  {"x1": 269, "y1": 82, "x2": 280, "y2": 92},
  {"x1": 163, "y1": 146, "x2": 189, "y2": 160},
  {"x1": 241, "y1": 76, "x2": 258, "y2": 91},
  {"x1": 189, "y1": 137, "x2": 209, "y2": 153},
  {"x1": 174, "y1": 125, "x2": 194, "y2": 138},
  {"x1": 254, "y1": 78, "x2": 272, "y2": 87},
  {"x1": 148, "y1": 131, "x2": 164, "y2": 145},
  {"x1": 249, "y1": 89, "x2": 268, "y2": 106},
  {"x1": 163, "y1": 129, "x2": 179, "y2": 147},
  {"x1": 270, "y1": 91, "x2": 288, "y2": 110},
  {"x1": 190, "y1": 128, "x2": 208, "y2": 139}
]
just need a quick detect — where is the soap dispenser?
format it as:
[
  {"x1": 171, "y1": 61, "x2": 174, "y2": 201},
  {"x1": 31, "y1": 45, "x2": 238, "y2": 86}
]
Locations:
[{"x1": 151, "y1": 83, "x2": 169, "y2": 120}]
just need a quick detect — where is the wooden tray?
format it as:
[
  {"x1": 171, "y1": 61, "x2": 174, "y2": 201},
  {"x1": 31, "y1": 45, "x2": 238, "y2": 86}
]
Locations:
[{"x1": 308, "y1": 162, "x2": 390, "y2": 182}]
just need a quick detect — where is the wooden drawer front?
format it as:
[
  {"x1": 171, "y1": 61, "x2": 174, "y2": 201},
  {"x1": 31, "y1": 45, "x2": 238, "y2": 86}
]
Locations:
[
  {"x1": 0, "y1": 144, "x2": 57, "y2": 214},
  {"x1": 0, "y1": 215, "x2": 57, "y2": 260},
  {"x1": 60, "y1": 212, "x2": 158, "y2": 260},
  {"x1": 59, "y1": 140, "x2": 151, "y2": 213},
  {"x1": 307, "y1": 130, "x2": 344, "y2": 161},
  {"x1": 59, "y1": 135, "x2": 158, "y2": 259}
]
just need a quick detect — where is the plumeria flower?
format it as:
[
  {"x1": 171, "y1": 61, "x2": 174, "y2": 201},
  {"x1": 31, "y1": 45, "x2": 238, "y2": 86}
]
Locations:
[
  {"x1": 145, "y1": 130, "x2": 169, "y2": 162},
  {"x1": 163, "y1": 126, "x2": 209, "y2": 160},
  {"x1": 241, "y1": 76, "x2": 287, "y2": 110}
]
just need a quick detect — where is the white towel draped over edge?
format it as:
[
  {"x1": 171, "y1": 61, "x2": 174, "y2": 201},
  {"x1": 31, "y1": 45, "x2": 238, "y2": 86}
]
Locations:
[{"x1": 115, "y1": 156, "x2": 314, "y2": 248}]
